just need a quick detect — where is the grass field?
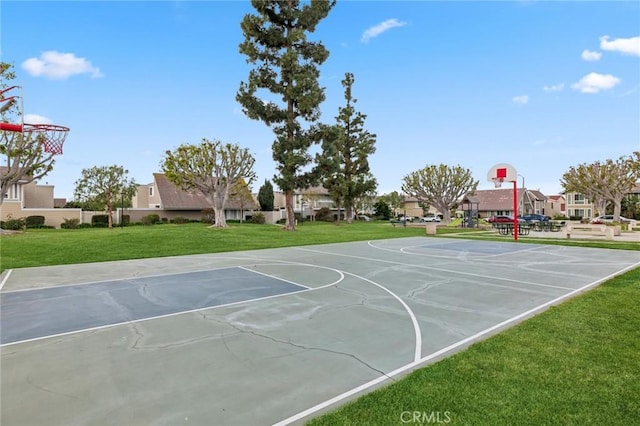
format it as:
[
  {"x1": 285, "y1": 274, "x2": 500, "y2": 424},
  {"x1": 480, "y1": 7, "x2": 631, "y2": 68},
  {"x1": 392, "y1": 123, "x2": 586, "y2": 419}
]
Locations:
[
  {"x1": 2, "y1": 221, "x2": 639, "y2": 425},
  {"x1": 0, "y1": 221, "x2": 429, "y2": 271}
]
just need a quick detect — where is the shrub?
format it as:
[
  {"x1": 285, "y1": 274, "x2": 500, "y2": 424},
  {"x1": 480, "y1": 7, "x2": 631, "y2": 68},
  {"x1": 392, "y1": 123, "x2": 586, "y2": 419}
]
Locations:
[
  {"x1": 26, "y1": 216, "x2": 46, "y2": 228},
  {"x1": 79, "y1": 223, "x2": 93, "y2": 229},
  {"x1": 92, "y1": 215, "x2": 110, "y2": 227},
  {"x1": 61, "y1": 217, "x2": 80, "y2": 229},
  {"x1": 172, "y1": 216, "x2": 189, "y2": 224},
  {"x1": 315, "y1": 207, "x2": 334, "y2": 222},
  {"x1": 201, "y1": 208, "x2": 215, "y2": 224},
  {"x1": 0, "y1": 216, "x2": 26, "y2": 231},
  {"x1": 141, "y1": 214, "x2": 160, "y2": 225},
  {"x1": 250, "y1": 213, "x2": 266, "y2": 224}
]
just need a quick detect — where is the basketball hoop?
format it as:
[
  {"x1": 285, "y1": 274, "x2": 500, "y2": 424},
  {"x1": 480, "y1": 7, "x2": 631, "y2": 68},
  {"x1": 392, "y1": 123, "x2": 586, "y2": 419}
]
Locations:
[
  {"x1": 1, "y1": 85, "x2": 69, "y2": 155},
  {"x1": 0, "y1": 122, "x2": 69, "y2": 155},
  {"x1": 25, "y1": 123, "x2": 69, "y2": 155},
  {"x1": 487, "y1": 163, "x2": 519, "y2": 240}
]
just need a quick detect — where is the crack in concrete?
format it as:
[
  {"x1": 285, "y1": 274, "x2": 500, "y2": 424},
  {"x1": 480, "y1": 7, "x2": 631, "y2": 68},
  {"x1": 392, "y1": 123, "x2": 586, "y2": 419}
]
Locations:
[
  {"x1": 225, "y1": 322, "x2": 396, "y2": 383},
  {"x1": 408, "y1": 279, "x2": 451, "y2": 298},
  {"x1": 305, "y1": 285, "x2": 368, "y2": 319},
  {"x1": 130, "y1": 322, "x2": 144, "y2": 350},
  {"x1": 26, "y1": 376, "x2": 85, "y2": 401}
]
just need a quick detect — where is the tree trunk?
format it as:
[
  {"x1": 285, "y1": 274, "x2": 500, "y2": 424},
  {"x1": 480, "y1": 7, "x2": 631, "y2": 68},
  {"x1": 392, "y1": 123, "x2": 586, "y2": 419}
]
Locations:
[
  {"x1": 107, "y1": 206, "x2": 113, "y2": 229},
  {"x1": 613, "y1": 197, "x2": 623, "y2": 221},
  {"x1": 594, "y1": 197, "x2": 609, "y2": 217},
  {"x1": 212, "y1": 206, "x2": 227, "y2": 227},
  {"x1": 285, "y1": 191, "x2": 295, "y2": 230}
]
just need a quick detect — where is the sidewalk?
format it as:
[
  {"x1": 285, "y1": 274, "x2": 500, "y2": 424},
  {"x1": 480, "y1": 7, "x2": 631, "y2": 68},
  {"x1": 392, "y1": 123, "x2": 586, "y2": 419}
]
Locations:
[{"x1": 523, "y1": 229, "x2": 640, "y2": 242}]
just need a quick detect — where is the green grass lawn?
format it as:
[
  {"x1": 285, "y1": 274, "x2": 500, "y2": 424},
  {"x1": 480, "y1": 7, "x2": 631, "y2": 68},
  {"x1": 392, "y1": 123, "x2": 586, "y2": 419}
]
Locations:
[
  {"x1": 0, "y1": 221, "x2": 427, "y2": 271},
  {"x1": 308, "y1": 268, "x2": 640, "y2": 425},
  {"x1": 2, "y1": 221, "x2": 639, "y2": 425}
]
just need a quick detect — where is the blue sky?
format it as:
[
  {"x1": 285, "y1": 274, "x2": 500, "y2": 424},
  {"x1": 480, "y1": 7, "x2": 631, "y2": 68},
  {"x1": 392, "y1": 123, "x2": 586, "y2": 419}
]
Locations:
[{"x1": 2, "y1": 0, "x2": 639, "y2": 200}]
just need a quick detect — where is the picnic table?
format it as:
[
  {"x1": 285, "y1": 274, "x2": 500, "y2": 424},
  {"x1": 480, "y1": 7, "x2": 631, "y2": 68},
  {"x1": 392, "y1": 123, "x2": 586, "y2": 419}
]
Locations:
[
  {"x1": 493, "y1": 222, "x2": 531, "y2": 236},
  {"x1": 533, "y1": 221, "x2": 565, "y2": 232}
]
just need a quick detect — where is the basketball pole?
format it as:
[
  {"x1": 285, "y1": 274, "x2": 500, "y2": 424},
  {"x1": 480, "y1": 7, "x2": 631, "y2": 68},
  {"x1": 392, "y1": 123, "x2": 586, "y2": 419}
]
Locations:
[{"x1": 513, "y1": 180, "x2": 518, "y2": 241}]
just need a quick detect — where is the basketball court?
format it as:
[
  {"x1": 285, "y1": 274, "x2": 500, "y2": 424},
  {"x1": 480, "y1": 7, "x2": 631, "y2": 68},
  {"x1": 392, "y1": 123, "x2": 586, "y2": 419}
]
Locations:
[{"x1": 2, "y1": 237, "x2": 639, "y2": 425}]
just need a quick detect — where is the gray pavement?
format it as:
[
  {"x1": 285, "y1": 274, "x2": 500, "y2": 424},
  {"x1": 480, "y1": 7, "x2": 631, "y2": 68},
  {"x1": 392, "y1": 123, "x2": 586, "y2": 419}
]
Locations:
[{"x1": 2, "y1": 237, "x2": 640, "y2": 426}]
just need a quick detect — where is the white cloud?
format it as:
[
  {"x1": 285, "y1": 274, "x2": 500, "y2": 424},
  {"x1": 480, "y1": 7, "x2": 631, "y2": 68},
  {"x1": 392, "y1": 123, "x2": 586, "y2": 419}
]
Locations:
[
  {"x1": 581, "y1": 49, "x2": 601, "y2": 61},
  {"x1": 572, "y1": 72, "x2": 621, "y2": 93},
  {"x1": 533, "y1": 136, "x2": 563, "y2": 146},
  {"x1": 361, "y1": 19, "x2": 407, "y2": 43},
  {"x1": 24, "y1": 114, "x2": 53, "y2": 124},
  {"x1": 22, "y1": 51, "x2": 103, "y2": 80},
  {"x1": 543, "y1": 83, "x2": 565, "y2": 92},
  {"x1": 600, "y1": 35, "x2": 640, "y2": 56},
  {"x1": 512, "y1": 95, "x2": 529, "y2": 105}
]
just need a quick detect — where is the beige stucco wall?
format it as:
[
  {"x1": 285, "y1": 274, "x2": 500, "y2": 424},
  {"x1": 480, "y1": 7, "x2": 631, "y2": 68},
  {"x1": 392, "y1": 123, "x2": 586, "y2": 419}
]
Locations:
[
  {"x1": 133, "y1": 183, "x2": 164, "y2": 208},
  {"x1": 1, "y1": 203, "x2": 82, "y2": 228},
  {"x1": 545, "y1": 197, "x2": 566, "y2": 218},
  {"x1": 0, "y1": 202, "x2": 22, "y2": 221},
  {"x1": 23, "y1": 183, "x2": 55, "y2": 208}
]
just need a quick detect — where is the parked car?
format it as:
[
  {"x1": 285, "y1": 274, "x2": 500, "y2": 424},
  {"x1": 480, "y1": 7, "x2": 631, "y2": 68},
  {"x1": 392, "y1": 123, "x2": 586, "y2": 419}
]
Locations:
[
  {"x1": 520, "y1": 214, "x2": 551, "y2": 223},
  {"x1": 397, "y1": 216, "x2": 413, "y2": 222},
  {"x1": 420, "y1": 216, "x2": 441, "y2": 223},
  {"x1": 356, "y1": 215, "x2": 370, "y2": 221},
  {"x1": 487, "y1": 215, "x2": 525, "y2": 223},
  {"x1": 591, "y1": 215, "x2": 637, "y2": 226}
]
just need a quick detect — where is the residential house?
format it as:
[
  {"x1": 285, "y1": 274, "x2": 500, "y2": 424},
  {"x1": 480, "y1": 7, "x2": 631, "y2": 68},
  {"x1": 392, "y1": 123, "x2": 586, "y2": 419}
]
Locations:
[
  {"x1": 401, "y1": 196, "x2": 425, "y2": 219},
  {"x1": 564, "y1": 182, "x2": 640, "y2": 220},
  {"x1": 0, "y1": 167, "x2": 81, "y2": 228},
  {"x1": 131, "y1": 173, "x2": 258, "y2": 223},
  {"x1": 463, "y1": 188, "x2": 547, "y2": 219},
  {"x1": 545, "y1": 194, "x2": 566, "y2": 218},
  {"x1": 271, "y1": 186, "x2": 342, "y2": 221},
  {"x1": 563, "y1": 192, "x2": 594, "y2": 219}
]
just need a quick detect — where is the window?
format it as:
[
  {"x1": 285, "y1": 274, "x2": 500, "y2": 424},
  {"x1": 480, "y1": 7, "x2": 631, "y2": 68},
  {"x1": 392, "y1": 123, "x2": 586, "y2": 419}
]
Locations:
[
  {"x1": 3, "y1": 184, "x2": 20, "y2": 200},
  {"x1": 149, "y1": 187, "x2": 154, "y2": 197},
  {"x1": 573, "y1": 194, "x2": 588, "y2": 205},
  {"x1": 572, "y1": 208, "x2": 592, "y2": 218}
]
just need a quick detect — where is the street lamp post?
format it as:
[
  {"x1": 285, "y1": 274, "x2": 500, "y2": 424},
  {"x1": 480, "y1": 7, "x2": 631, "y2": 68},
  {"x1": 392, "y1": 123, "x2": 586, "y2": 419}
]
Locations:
[{"x1": 518, "y1": 174, "x2": 526, "y2": 215}]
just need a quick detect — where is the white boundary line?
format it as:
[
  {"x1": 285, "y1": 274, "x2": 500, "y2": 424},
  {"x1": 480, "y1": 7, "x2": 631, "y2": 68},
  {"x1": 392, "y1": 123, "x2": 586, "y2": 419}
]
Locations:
[
  {"x1": 238, "y1": 265, "x2": 311, "y2": 290},
  {"x1": 0, "y1": 269, "x2": 12, "y2": 292},
  {"x1": 298, "y1": 247, "x2": 575, "y2": 291},
  {"x1": 1, "y1": 265, "x2": 241, "y2": 294},
  {"x1": 0, "y1": 263, "x2": 345, "y2": 347},
  {"x1": 274, "y1": 259, "x2": 640, "y2": 426},
  {"x1": 341, "y1": 270, "x2": 422, "y2": 362}
]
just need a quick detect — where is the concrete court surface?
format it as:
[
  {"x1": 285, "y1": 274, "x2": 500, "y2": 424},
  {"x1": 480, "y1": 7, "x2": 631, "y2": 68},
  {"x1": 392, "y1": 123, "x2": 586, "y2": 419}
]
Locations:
[{"x1": 2, "y1": 237, "x2": 640, "y2": 426}]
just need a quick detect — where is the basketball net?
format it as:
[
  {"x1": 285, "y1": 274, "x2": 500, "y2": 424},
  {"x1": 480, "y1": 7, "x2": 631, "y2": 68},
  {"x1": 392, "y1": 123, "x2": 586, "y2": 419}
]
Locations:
[{"x1": 492, "y1": 178, "x2": 504, "y2": 188}]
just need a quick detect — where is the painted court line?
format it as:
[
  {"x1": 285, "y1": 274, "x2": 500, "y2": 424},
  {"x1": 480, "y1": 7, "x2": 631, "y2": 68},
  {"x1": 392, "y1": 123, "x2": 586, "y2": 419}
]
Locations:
[
  {"x1": 237, "y1": 265, "x2": 312, "y2": 290},
  {"x1": 274, "y1": 259, "x2": 640, "y2": 426},
  {"x1": 298, "y1": 247, "x2": 575, "y2": 291},
  {"x1": 1, "y1": 265, "x2": 243, "y2": 294},
  {"x1": 341, "y1": 270, "x2": 422, "y2": 362},
  {"x1": 0, "y1": 269, "x2": 12, "y2": 292},
  {"x1": 0, "y1": 263, "x2": 346, "y2": 348},
  {"x1": 0, "y1": 284, "x2": 308, "y2": 348}
]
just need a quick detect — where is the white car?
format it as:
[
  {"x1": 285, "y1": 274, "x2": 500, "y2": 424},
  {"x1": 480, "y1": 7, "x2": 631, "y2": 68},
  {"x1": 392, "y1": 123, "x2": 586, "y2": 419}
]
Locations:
[
  {"x1": 420, "y1": 216, "x2": 441, "y2": 223},
  {"x1": 397, "y1": 216, "x2": 412, "y2": 222},
  {"x1": 591, "y1": 215, "x2": 637, "y2": 226}
]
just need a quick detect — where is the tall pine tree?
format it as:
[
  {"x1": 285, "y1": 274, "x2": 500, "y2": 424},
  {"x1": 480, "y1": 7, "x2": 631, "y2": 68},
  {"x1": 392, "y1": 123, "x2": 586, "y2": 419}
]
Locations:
[
  {"x1": 237, "y1": 0, "x2": 335, "y2": 230},
  {"x1": 318, "y1": 72, "x2": 377, "y2": 223}
]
